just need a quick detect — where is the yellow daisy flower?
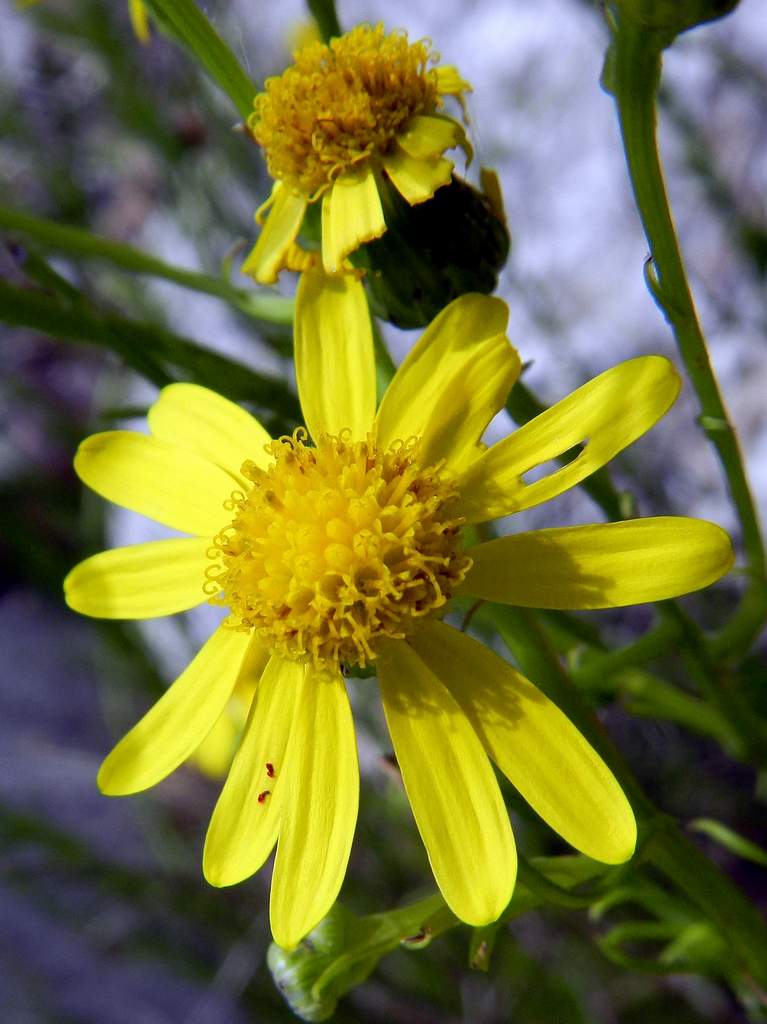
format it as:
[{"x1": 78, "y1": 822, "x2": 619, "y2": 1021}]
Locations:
[
  {"x1": 65, "y1": 273, "x2": 733, "y2": 949},
  {"x1": 243, "y1": 23, "x2": 472, "y2": 283}
]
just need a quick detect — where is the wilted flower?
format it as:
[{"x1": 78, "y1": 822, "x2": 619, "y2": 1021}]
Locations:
[{"x1": 243, "y1": 23, "x2": 471, "y2": 282}]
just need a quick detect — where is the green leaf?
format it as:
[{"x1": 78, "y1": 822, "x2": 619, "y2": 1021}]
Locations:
[
  {"x1": 0, "y1": 280, "x2": 300, "y2": 422},
  {"x1": 517, "y1": 855, "x2": 600, "y2": 910},
  {"x1": 142, "y1": 0, "x2": 256, "y2": 119},
  {"x1": 598, "y1": 921, "x2": 688, "y2": 974},
  {"x1": 619, "y1": 670, "x2": 741, "y2": 751},
  {"x1": 0, "y1": 205, "x2": 293, "y2": 325},
  {"x1": 689, "y1": 818, "x2": 767, "y2": 869}
]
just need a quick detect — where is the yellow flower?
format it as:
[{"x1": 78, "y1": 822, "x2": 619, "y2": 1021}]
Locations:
[
  {"x1": 243, "y1": 23, "x2": 472, "y2": 283},
  {"x1": 65, "y1": 273, "x2": 733, "y2": 949}
]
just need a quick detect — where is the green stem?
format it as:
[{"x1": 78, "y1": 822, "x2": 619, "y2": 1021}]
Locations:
[
  {"x1": 0, "y1": 206, "x2": 294, "y2": 325},
  {"x1": 609, "y1": 19, "x2": 767, "y2": 655},
  {"x1": 306, "y1": 0, "x2": 341, "y2": 42},
  {"x1": 142, "y1": 0, "x2": 255, "y2": 119}
]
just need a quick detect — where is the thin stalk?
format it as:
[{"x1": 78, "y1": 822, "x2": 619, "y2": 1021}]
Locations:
[{"x1": 609, "y1": 20, "x2": 767, "y2": 656}]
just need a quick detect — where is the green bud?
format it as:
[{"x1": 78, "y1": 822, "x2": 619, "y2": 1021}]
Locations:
[
  {"x1": 353, "y1": 172, "x2": 510, "y2": 330},
  {"x1": 268, "y1": 895, "x2": 450, "y2": 1022},
  {"x1": 267, "y1": 905, "x2": 377, "y2": 1023}
]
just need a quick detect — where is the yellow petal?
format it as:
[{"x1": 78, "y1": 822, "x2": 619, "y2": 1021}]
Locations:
[
  {"x1": 270, "y1": 667, "x2": 359, "y2": 949},
  {"x1": 192, "y1": 642, "x2": 269, "y2": 779},
  {"x1": 462, "y1": 517, "x2": 734, "y2": 608},
  {"x1": 98, "y1": 626, "x2": 251, "y2": 795},
  {"x1": 254, "y1": 181, "x2": 279, "y2": 225},
  {"x1": 75, "y1": 431, "x2": 232, "y2": 536},
  {"x1": 242, "y1": 183, "x2": 307, "y2": 285},
  {"x1": 435, "y1": 65, "x2": 472, "y2": 95},
  {"x1": 379, "y1": 641, "x2": 517, "y2": 926},
  {"x1": 411, "y1": 621, "x2": 637, "y2": 864},
  {"x1": 375, "y1": 294, "x2": 518, "y2": 469},
  {"x1": 191, "y1": 708, "x2": 239, "y2": 779},
  {"x1": 382, "y1": 146, "x2": 454, "y2": 205},
  {"x1": 397, "y1": 115, "x2": 462, "y2": 160},
  {"x1": 128, "y1": 0, "x2": 150, "y2": 43},
  {"x1": 64, "y1": 538, "x2": 209, "y2": 619},
  {"x1": 294, "y1": 266, "x2": 376, "y2": 441},
  {"x1": 204, "y1": 655, "x2": 302, "y2": 887},
  {"x1": 398, "y1": 114, "x2": 472, "y2": 166},
  {"x1": 455, "y1": 355, "x2": 681, "y2": 523},
  {"x1": 321, "y1": 166, "x2": 386, "y2": 274},
  {"x1": 148, "y1": 382, "x2": 272, "y2": 483}
]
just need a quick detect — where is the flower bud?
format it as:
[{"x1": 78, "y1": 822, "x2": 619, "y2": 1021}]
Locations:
[
  {"x1": 353, "y1": 172, "x2": 510, "y2": 329},
  {"x1": 267, "y1": 905, "x2": 377, "y2": 1022}
]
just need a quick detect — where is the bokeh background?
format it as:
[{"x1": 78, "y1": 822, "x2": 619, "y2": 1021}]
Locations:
[{"x1": 1, "y1": 0, "x2": 766, "y2": 1021}]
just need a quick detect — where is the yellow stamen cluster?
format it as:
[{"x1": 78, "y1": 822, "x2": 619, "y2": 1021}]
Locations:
[
  {"x1": 250, "y1": 23, "x2": 440, "y2": 198},
  {"x1": 206, "y1": 430, "x2": 470, "y2": 669}
]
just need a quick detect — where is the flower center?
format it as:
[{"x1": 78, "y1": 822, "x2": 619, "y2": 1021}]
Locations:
[
  {"x1": 250, "y1": 23, "x2": 440, "y2": 198},
  {"x1": 206, "y1": 430, "x2": 470, "y2": 669}
]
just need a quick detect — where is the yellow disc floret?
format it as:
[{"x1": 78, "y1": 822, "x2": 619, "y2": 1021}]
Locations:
[
  {"x1": 250, "y1": 23, "x2": 440, "y2": 198},
  {"x1": 206, "y1": 430, "x2": 470, "y2": 669}
]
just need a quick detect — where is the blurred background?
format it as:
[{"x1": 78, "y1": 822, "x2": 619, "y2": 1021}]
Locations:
[{"x1": 1, "y1": 0, "x2": 766, "y2": 1020}]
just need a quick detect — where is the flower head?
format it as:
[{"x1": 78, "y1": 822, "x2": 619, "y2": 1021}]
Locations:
[
  {"x1": 243, "y1": 24, "x2": 471, "y2": 282},
  {"x1": 65, "y1": 273, "x2": 733, "y2": 948},
  {"x1": 207, "y1": 429, "x2": 470, "y2": 667}
]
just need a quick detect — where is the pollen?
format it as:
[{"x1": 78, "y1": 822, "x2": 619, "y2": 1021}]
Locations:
[
  {"x1": 206, "y1": 430, "x2": 471, "y2": 670},
  {"x1": 250, "y1": 23, "x2": 441, "y2": 198}
]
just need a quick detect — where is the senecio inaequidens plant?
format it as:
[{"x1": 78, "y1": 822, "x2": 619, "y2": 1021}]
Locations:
[{"x1": 58, "y1": 11, "x2": 763, "y2": 1002}]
